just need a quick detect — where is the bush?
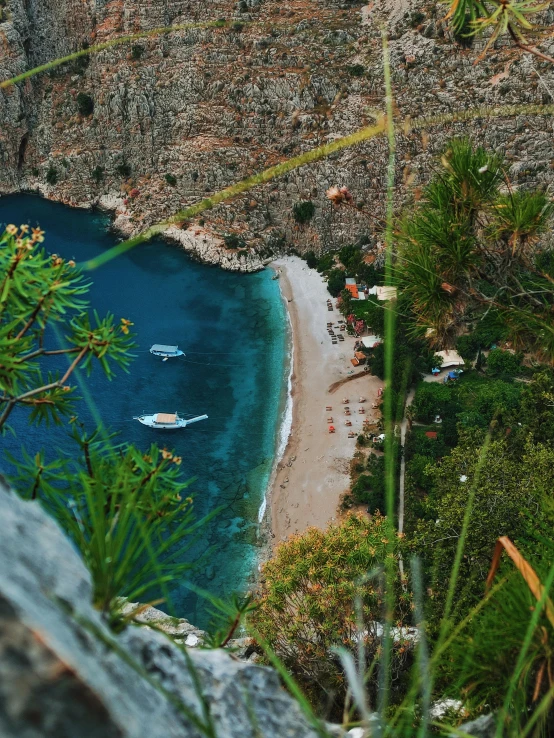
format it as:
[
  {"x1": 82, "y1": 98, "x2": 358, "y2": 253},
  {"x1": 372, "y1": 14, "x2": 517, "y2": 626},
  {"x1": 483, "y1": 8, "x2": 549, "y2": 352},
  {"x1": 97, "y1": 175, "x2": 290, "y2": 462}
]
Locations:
[
  {"x1": 131, "y1": 45, "x2": 144, "y2": 59},
  {"x1": 91, "y1": 166, "x2": 104, "y2": 184},
  {"x1": 254, "y1": 513, "x2": 411, "y2": 716},
  {"x1": 116, "y1": 162, "x2": 131, "y2": 178},
  {"x1": 304, "y1": 250, "x2": 318, "y2": 269},
  {"x1": 46, "y1": 165, "x2": 58, "y2": 185},
  {"x1": 456, "y1": 333, "x2": 481, "y2": 363},
  {"x1": 347, "y1": 64, "x2": 365, "y2": 77},
  {"x1": 165, "y1": 173, "x2": 177, "y2": 186},
  {"x1": 292, "y1": 200, "x2": 315, "y2": 224},
  {"x1": 326, "y1": 268, "x2": 345, "y2": 297},
  {"x1": 223, "y1": 233, "x2": 246, "y2": 250},
  {"x1": 76, "y1": 92, "x2": 94, "y2": 116},
  {"x1": 486, "y1": 348, "x2": 522, "y2": 381}
]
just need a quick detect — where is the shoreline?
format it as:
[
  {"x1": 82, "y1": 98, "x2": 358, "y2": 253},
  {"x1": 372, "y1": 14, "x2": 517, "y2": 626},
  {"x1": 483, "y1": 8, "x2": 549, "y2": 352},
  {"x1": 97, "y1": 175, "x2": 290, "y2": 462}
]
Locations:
[
  {"x1": 0, "y1": 188, "x2": 272, "y2": 273},
  {"x1": 265, "y1": 256, "x2": 383, "y2": 546}
]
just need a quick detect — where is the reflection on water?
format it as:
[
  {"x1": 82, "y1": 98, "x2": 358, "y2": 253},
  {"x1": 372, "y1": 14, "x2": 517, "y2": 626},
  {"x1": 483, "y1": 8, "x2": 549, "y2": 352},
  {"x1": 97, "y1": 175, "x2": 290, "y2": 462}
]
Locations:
[{"x1": 0, "y1": 195, "x2": 288, "y2": 627}]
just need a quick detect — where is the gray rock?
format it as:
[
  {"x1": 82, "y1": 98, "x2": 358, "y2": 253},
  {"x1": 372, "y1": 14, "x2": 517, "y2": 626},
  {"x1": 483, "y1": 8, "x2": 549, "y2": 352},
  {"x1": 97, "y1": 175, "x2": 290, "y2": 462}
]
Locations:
[
  {"x1": 0, "y1": 0, "x2": 550, "y2": 270},
  {"x1": 452, "y1": 715, "x2": 496, "y2": 738},
  {"x1": 0, "y1": 483, "x2": 321, "y2": 738}
]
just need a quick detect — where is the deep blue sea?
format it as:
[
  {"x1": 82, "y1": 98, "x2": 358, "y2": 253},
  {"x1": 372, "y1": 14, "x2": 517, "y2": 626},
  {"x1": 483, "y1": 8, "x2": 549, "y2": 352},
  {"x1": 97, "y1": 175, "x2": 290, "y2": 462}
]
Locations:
[{"x1": 0, "y1": 194, "x2": 289, "y2": 627}]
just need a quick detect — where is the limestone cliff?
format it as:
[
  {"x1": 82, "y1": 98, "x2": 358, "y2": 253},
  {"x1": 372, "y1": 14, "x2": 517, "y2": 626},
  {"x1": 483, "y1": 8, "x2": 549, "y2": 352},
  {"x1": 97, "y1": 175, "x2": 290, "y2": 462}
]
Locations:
[
  {"x1": 0, "y1": 0, "x2": 553, "y2": 269},
  {"x1": 0, "y1": 481, "x2": 323, "y2": 737}
]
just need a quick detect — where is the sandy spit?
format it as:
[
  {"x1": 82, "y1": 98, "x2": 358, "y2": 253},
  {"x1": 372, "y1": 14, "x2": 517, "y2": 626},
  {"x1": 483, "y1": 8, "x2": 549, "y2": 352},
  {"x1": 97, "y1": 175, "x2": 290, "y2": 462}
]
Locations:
[{"x1": 268, "y1": 256, "x2": 383, "y2": 545}]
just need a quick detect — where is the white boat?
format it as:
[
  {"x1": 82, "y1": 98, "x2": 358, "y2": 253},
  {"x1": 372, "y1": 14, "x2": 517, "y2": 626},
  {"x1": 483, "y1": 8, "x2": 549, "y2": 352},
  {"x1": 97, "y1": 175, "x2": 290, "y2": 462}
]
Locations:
[
  {"x1": 150, "y1": 344, "x2": 185, "y2": 360},
  {"x1": 134, "y1": 412, "x2": 208, "y2": 429}
]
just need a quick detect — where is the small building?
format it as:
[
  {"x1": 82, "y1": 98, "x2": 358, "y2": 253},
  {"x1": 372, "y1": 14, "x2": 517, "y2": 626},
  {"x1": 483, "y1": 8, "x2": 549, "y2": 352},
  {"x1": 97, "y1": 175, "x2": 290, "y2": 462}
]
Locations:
[
  {"x1": 361, "y1": 335, "x2": 381, "y2": 349},
  {"x1": 435, "y1": 350, "x2": 464, "y2": 369},
  {"x1": 344, "y1": 283, "x2": 359, "y2": 299}
]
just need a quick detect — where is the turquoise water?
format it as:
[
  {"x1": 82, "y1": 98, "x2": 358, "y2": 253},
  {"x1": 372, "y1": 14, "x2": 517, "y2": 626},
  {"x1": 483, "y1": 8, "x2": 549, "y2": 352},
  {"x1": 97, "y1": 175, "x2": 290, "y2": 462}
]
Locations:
[{"x1": 0, "y1": 194, "x2": 289, "y2": 627}]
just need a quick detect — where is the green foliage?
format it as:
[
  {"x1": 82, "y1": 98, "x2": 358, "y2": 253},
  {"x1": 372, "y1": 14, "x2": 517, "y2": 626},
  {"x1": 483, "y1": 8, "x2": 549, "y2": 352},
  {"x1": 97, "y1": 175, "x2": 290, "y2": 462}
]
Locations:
[
  {"x1": 413, "y1": 435, "x2": 554, "y2": 620},
  {"x1": 444, "y1": 543, "x2": 554, "y2": 733},
  {"x1": 116, "y1": 162, "x2": 132, "y2": 177},
  {"x1": 304, "y1": 250, "x2": 318, "y2": 269},
  {"x1": 347, "y1": 64, "x2": 365, "y2": 77},
  {"x1": 485, "y1": 348, "x2": 522, "y2": 380},
  {"x1": 75, "y1": 42, "x2": 90, "y2": 72},
  {"x1": 350, "y1": 454, "x2": 386, "y2": 512},
  {"x1": 446, "y1": 0, "x2": 552, "y2": 61},
  {"x1": 254, "y1": 513, "x2": 411, "y2": 716},
  {"x1": 91, "y1": 165, "x2": 104, "y2": 183},
  {"x1": 131, "y1": 44, "x2": 144, "y2": 59},
  {"x1": 77, "y1": 92, "x2": 94, "y2": 116},
  {"x1": 46, "y1": 165, "x2": 58, "y2": 184},
  {"x1": 326, "y1": 268, "x2": 345, "y2": 297},
  {"x1": 292, "y1": 200, "x2": 315, "y2": 224},
  {"x1": 223, "y1": 233, "x2": 246, "y2": 249},
  {"x1": 12, "y1": 424, "x2": 203, "y2": 616},
  {"x1": 0, "y1": 226, "x2": 135, "y2": 432},
  {"x1": 395, "y1": 140, "x2": 554, "y2": 358},
  {"x1": 456, "y1": 333, "x2": 480, "y2": 362},
  {"x1": 165, "y1": 173, "x2": 177, "y2": 186}
]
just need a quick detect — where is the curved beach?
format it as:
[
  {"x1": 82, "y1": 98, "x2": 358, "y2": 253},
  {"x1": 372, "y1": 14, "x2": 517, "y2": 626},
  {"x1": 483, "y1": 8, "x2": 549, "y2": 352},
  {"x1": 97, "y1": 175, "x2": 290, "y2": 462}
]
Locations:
[{"x1": 270, "y1": 256, "x2": 384, "y2": 543}]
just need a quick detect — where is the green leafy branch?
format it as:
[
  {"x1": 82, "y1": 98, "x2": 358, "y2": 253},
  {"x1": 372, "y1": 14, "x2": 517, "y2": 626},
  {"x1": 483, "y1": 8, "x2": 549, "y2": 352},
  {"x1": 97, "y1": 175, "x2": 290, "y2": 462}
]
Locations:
[
  {"x1": 0, "y1": 227, "x2": 135, "y2": 430},
  {"x1": 446, "y1": 0, "x2": 554, "y2": 63}
]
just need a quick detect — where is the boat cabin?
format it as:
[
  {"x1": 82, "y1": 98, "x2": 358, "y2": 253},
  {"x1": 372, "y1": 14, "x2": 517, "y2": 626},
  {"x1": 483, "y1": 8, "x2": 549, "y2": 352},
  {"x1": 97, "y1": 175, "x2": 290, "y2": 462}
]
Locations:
[{"x1": 150, "y1": 344, "x2": 184, "y2": 358}]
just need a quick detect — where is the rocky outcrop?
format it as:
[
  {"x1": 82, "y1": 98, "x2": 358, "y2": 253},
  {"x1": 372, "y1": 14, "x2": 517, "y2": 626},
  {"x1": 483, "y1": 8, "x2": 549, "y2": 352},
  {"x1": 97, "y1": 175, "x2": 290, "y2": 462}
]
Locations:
[
  {"x1": 0, "y1": 481, "x2": 322, "y2": 738},
  {"x1": 0, "y1": 0, "x2": 553, "y2": 269}
]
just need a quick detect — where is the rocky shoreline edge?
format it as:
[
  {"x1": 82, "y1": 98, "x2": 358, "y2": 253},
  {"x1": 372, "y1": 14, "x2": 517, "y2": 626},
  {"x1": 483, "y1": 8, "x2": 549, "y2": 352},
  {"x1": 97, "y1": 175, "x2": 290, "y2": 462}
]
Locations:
[{"x1": 1, "y1": 186, "x2": 275, "y2": 273}]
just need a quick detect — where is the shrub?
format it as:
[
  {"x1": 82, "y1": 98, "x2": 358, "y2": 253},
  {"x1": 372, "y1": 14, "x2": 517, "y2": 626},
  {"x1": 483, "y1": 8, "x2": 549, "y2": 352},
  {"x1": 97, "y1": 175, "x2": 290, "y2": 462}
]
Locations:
[
  {"x1": 46, "y1": 165, "x2": 58, "y2": 185},
  {"x1": 91, "y1": 165, "x2": 104, "y2": 183},
  {"x1": 292, "y1": 200, "x2": 315, "y2": 224},
  {"x1": 31, "y1": 167, "x2": 39, "y2": 177},
  {"x1": 165, "y1": 173, "x2": 177, "y2": 186},
  {"x1": 131, "y1": 45, "x2": 144, "y2": 59},
  {"x1": 223, "y1": 233, "x2": 246, "y2": 249},
  {"x1": 76, "y1": 92, "x2": 94, "y2": 116},
  {"x1": 304, "y1": 250, "x2": 318, "y2": 269},
  {"x1": 486, "y1": 348, "x2": 522, "y2": 381},
  {"x1": 254, "y1": 513, "x2": 411, "y2": 716},
  {"x1": 116, "y1": 162, "x2": 131, "y2": 177},
  {"x1": 347, "y1": 64, "x2": 365, "y2": 77},
  {"x1": 326, "y1": 268, "x2": 345, "y2": 297}
]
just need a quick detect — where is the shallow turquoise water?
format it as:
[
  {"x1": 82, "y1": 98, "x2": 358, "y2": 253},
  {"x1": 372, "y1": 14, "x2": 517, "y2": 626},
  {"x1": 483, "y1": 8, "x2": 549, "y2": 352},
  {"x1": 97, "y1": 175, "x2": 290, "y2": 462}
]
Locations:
[{"x1": 0, "y1": 194, "x2": 288, "y2": 627}]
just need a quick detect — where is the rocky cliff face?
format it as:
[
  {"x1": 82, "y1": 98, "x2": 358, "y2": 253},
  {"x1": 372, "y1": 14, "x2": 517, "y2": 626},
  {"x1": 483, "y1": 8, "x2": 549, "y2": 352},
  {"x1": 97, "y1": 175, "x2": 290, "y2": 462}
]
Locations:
[
  {"x1": 0, "y1": 0, "x2": 553, "y2": 269},
  {"x1": 0, "y1": 481, "x2": 325, "y2": 738}
]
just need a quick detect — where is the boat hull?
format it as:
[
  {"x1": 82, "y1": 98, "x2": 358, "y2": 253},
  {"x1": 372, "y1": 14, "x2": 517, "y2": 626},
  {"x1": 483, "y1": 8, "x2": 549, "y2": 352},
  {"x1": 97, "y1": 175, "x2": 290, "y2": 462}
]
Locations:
[
  {"x1": 150, "y1": 349, "x2": 184, "y2": 358},
  {"x1": 136, "y1": 414, "x2": 187, "y2": 429}
]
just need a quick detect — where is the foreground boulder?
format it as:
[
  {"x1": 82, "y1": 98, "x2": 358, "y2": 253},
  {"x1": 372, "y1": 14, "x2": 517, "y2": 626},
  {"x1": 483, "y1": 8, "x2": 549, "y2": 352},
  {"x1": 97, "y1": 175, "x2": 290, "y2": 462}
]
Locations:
[{"x1": 0, "y1": 483, "x2": 319, "y2": 738}]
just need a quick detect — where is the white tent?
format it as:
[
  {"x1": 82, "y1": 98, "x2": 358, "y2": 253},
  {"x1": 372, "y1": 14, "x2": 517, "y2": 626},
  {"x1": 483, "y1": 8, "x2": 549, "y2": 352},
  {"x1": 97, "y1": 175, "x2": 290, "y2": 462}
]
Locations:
[
  {"x1": 435, "y1": 350, "x2": 464, "y2": 368},
  {"x1": 362, "y1": 335, "x2": 382, "y2": 349}
]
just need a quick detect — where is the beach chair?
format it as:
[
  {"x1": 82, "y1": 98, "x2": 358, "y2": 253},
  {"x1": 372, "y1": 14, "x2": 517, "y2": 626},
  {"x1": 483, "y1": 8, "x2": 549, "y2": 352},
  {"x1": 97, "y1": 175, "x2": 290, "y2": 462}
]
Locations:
[
  {"x1": 342, "y1": 398, "x2": 349, "y2": 404},
  {"x1": 345, "y1": 420, "x2": 352, "y2": 426},
  {"x1": 358, "y1": 408, "x2": 365, "y2": 414},
  {"x1": 326, "y1": 406, "x2": 332, "y2": 411},
  {"x1": 327, "y1": 416, "x2": 333, "y2": 423}
]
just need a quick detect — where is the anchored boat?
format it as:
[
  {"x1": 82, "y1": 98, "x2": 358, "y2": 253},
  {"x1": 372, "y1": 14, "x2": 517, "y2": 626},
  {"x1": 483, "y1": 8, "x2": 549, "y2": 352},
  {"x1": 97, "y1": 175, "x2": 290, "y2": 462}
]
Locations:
[
  {"x1": 150, "y1": 344, "x2": 185, "y2": 360},
  {"x1": 134, "y1": 412, "x2": 208, "y2": 429}
]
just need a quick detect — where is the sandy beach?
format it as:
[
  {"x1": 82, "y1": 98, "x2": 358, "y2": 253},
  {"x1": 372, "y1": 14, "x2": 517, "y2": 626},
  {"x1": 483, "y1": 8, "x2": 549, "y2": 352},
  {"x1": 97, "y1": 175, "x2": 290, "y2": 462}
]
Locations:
[{"x1": 269, "y1": 256, "x2": 383, "y2": 544}]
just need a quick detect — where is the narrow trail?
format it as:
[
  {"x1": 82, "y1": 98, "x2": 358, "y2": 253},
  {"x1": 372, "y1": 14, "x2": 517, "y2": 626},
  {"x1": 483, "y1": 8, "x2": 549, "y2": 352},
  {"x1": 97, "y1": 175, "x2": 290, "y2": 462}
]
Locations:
[{"x1": 398, "y1": 387, "x2": 416, "y2": 534}]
